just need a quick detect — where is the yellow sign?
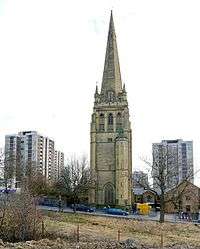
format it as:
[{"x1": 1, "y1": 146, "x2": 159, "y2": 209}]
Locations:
[{"x1": 137, "y1": 203, "x2": 151, "y2": 215}]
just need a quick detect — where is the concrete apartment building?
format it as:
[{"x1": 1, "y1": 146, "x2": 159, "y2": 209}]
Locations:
[
  {"x1": 5, "y1": 134, "x2": 21, "y2": 187},
  {"x1": 152, "y1": 139, "x2": 194, "y2": 192},
  {"x1": 54, "y1": 150, "x2": 64, "y2": 180},
  {"x1": 0, "y1": 148, "x2": 4, "y2": 179},
  {"x1": 5, "y1": 131, "x2": 64, "y2": 186}
]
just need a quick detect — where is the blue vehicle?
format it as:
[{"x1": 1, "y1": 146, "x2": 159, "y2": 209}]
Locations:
[
  {"x1": 104, "y1": 208, "x2": 129, "y2": 216},
  {"x1": 73, "y1": 204, "x2": 96, "y2": 213}
]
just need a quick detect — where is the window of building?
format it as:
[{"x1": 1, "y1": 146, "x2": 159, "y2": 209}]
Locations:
[
  {"x1": 108, "y1": 113, "x2": 113, "y2": 125},
  {"x1": 116, "y1": 112, "x2": 122, "y2": 130},
  {"x1": 146, "y1": 195, "x2": 153, "y2": 203},
  {"x1": 104, "y1": 183, "x2": 114, "y2": 205},
  {"x1": 99, "y1": 113, "x2": 105, "y2": 131},
  {"x1": 108, "y1": 138, "x2": 112, "y2": 142},
  {"x1": 108, "y1": 113, "x2": 113, "y2": 131}
]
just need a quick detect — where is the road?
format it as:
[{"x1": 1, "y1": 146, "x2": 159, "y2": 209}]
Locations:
[{"x1": 38, "y1": 205, "x2": 200, "y2": 224}]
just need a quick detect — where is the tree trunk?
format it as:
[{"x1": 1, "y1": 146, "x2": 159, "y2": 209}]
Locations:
[
  {"x1": 73, "y1": 195, "x2": 76, "y2": 213},
  {"x1": 160, "y1": 191, "x2": 165, "y2": 223},
  {"x1": 160, "y1": 207, "x2": 165, "y2": 223}
]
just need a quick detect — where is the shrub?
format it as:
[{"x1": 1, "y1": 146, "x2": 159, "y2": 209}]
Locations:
[{"x1": 0, "y1": 190, "x2": 43, "y2": 242}]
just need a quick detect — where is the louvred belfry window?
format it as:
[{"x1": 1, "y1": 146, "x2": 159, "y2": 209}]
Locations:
[
  {"x1": 108, "y1": 113, "x2": 113, "y2": 131},
  {"x1": 99, "y1": 113, "x2": 105, "y2": 131},
  {"x1": 116, "y1": 112, "x2": 122, "y2": 130}
]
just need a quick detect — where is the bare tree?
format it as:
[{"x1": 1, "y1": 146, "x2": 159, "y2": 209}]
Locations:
[
  {"x1": 0, "y1": 149, "x2": 4, "y2": 178},
  {"x1": 133, "y1": 170, "x2": 150, "y2": 189},
  {"x1": 0, "y1": 148, "x2": 25, "y2": 190},
  {"x1": 142, "y1": 145, "x2": 195, "y2": 223},
  {"x1": 1, "y1": 148, "x2": 47, "y2": 192},
  {"x1": 57, "y1": 155, "x2": 91, "y2": 210},
  {"x1": 22, "y1": 173, "x2": 50, "y2": 197},
  {"x1": 0, "y1": 150, "x2": 14, "y2": 189}
]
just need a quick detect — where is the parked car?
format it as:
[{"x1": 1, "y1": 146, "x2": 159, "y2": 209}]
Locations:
[
  {"x1": 38, "y1": 197, "x2": 59, "y2": 207},
  {"x1": 72, "y1": 204, "x2": 96, "y2": 213},
  {"x1": 104, "y1": 208, "x2": 129, "y2": 216}
]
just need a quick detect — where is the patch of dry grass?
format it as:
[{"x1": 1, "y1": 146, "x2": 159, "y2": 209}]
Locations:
[{"x1": 42, "y1": 211, "x2": 200, "y2": 247}]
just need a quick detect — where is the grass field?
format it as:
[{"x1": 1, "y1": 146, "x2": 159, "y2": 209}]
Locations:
[{"x1": 43, "y1": 211, "x2": 200, "y2": 248}]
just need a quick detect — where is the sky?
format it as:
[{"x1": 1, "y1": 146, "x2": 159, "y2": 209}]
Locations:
[{"x1": 1, "y1": 0, "x2": 200, "y2": 185}]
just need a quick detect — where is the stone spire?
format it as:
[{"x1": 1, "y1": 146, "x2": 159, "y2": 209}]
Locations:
[{"x1": 101, "y1": 11, "x2": 122, "y2": 95}]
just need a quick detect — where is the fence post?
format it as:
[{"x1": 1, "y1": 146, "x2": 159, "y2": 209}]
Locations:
[
  {"x1": 160, "y1": 224, "x2": 164, "y2": 249},
  {"x1": 42, "y1": 220, "x2": 45, "y2": 238},
  {"x1": 117, "y1": 229, "x2": 121, "y2": 242},
  {"x1": 77, "y1": 224, "x2": 80, "y2": 242}
]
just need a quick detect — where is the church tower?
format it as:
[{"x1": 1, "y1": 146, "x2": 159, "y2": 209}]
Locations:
[{"x1": 90, "y1": 11, "x2": 132, "y2": 208}]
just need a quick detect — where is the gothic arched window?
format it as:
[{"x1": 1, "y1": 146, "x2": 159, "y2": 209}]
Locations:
[
  {"x1": 116, "y1": 112, "x2": 122, "y2": 130},
  {"x1": 99, "y1": 113, "x2": 105, "y2": 131},
  {"x1": 104, "y1": 183, "x2": 115, "y2": 205},
  {"x1": 108, "y1": 113, "x2": 113, "y2": 131}
]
